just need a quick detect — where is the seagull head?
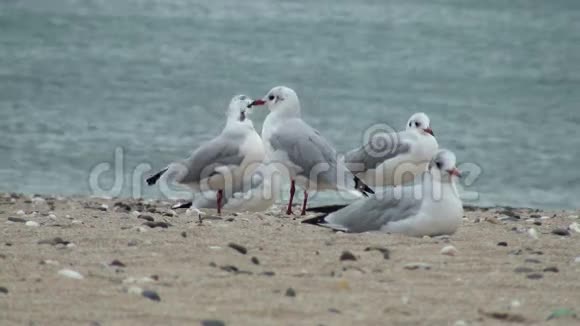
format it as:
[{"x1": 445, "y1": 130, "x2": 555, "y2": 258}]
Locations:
[
  {"x1": 429, "y1": 149, "x2": 462, "y2": 178},
  {"x1": 227, "y1": 94, "x2": 253, "y2": 122},
  {"x1": 406, "y1": 112, "x2": 434, "y2": 136},
  {"x1": 247, "y1": 86, "x2": 301, "y2": 116}
]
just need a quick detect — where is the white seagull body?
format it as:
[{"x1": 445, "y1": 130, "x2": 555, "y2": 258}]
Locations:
[
  {"x1": 249, "y1": 86, "x2": 373, "y2": 215},
  {"x1": 344, "y1": 113, "x2": 438, "y2": 187},
  {"x1": 304, "y1": 150, "x2": 463, "y2": 237},
  {"x1": 146, "y1": 95, "x2": 265, "y2": 214}
]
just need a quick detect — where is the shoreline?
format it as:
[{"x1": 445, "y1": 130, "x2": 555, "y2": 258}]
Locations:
[{"x1": 1, "y1": 193, "x2": 579, "y2": 325}]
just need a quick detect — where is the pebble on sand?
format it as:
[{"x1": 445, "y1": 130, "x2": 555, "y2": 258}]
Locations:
[
  {"x1": 527, "y1": 228, "x2": 539, "y2": 240},
  {"x1": 110, "y1": 259, "x2": 126, "y2": 268},
  {"x1": 0, "y1": 286, "x2": 8, "y2": 294},
  {"x1": 251, "y1": 256, "x2": 260, "y2": 265},
  {"x1": 7, "y1": 217, "x2": 27, "y2": 223},
  {"x1": 137, "y1": 214, "x2": 154, "y2": 222},
  {"x1": 58, "y1": 269, "x2": 84, "y2": 280},
  {"x1": 497, "y1": 242, "x2": 508, "y2": 247},
  {"x1": 31, "y1": 197, "x2": 46, "y2": 205},
  {"x1": 340, "y1": 251, "x2": 357, "y2": 261},
  {"x1": 552, "y1": 228, "x2": 570, "y2": 236},
  {"x1": 285, "y1": 288, "x2": 296, "y2": 297},
  {"x1": 141, "y1": 289, "x2": 161, "y2": 302},
  {"x1": 228, "y1": 243, "x2": 247, "y2": 255},
  {"x1": 38, "y1": 237, "x2": 70, "y2": 246},
  {"x1": 25, "y1": 221, "x2": 39, "y2": 227},
  {"x1": 143, "y1": 221, "x2": 171, "y2": 228},
  {"x1": 527, "y1": 273, "x2": 543, "y2": 280},
  {"x1": 440, "y1": 245, "x2": 458, "y2": 256},
  {"x1": 404, "y1": 263, "x2": 432, "y2": 270},
  {"x1": 127, "y1": 286, "x2": 143, "y2": 295}
]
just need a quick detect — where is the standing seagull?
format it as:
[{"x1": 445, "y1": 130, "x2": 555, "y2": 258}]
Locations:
[
  {"x1": 248, "y1": 86, "x2": 373, "y2": 215},
  {"x1": 187, "y1": 163, "x2": 281, "y2": 212},
  {"x1": 146, "y1": 95, "x2": 265, "y2": 214},
  {"x1": 344, "y1": 112, "x2": 438, "y2": 187},
  {"x1": 303, "y1": 150, "x2": 464, "y2": 237}
]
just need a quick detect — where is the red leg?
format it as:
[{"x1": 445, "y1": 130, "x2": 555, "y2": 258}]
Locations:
[
  {"x1": 217, "y1": 189, "x2": 223, "y2": 215},
  {"x1": 286, "y1": 180, "x2": 295, "y2": 215},
  {"x1": 301, "y1": 191, "x2": 308, "y2": 216}
]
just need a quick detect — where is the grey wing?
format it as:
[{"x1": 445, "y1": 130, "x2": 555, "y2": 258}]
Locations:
[
  {"x1": 324, "y1": 186, "x2": 422, "y2": 233},
  {"x1": 175, "y1": 134, "x2": 245, "y2": 184},
  {"x1": 344, "y1": 132, "x2": 411, "y2": 171},
  {"x1": 270, "y1": 120, "x2": 343, "y2": 184}
]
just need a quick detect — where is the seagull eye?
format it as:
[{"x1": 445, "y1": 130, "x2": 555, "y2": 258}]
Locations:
[
  {"x1": 436, "y1": 161, "x2": 442, "y2": 169},
  {"x1": 414, "y1": 122, "x2": 420, "y2": 127},
  {"x1": 268, "y1": 94, "x2": 275, "y2": 101}
]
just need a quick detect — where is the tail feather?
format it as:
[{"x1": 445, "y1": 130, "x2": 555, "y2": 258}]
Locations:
[
  {"x1": 306, "y1": 204, "x2": 348, "y2": 214},
  {"x1": 354, "y1": 176, "x2": 374, "y2": 197},
  {"x1": 146, "y1": 168, "x2": 168, "y2": 186}
]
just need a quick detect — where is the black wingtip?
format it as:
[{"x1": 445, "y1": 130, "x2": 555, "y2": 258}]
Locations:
[
  {"x1": 146, "y1": 168, "x2": 168, "y2": 186},
  {"x1": 301, "y1": 214, "x2": 329, "y2": 225},
  {"x1": 306, "y1": 204, "x2": 348, "y2": 214},
  {"x1": 353, "y1": 176, "x2": 374, "y2": 196},
  {"x1": 172, "y1": 201, "x2": 193, "y2": 209}
]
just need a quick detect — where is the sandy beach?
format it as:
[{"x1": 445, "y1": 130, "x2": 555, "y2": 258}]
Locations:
[{"x1": 0, "y1": 193, "x2": 579, "y2": 325}]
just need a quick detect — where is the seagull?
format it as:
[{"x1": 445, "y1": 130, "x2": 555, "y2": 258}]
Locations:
[
  {"x1": 344, "y1": 112, "x2": 438, "y2": 187},
  {"x1": 248, "y1": 86, "x2": 374, "y2": 216},
  {"x1": 303, "y1": 149, "x2": 464, "y2": 237},
  {"x1": 146, "y1": 94, "x2": 265, "y2": 214},
  {"x1": 182, "y1": 163, "x2": 281, "y2": 212}
]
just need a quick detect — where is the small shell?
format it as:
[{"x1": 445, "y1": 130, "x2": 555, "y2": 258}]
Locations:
[
  {"x1": 440, "y1": 245, "x2": 458, "y2": 256},
  {"x1": 58, "y1": 269, "x2": 83, "y2": 280},
  {"x1": 527, "y1": 228, "x2": 539, "y2": 240}
]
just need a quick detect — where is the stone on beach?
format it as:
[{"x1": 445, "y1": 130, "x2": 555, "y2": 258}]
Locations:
[
  {"x1": 440, "y1": 245, "x2": 458, "y2": 256},
  {"x1": 58, "y1": 269, "x2": 84, "y2": 280}
]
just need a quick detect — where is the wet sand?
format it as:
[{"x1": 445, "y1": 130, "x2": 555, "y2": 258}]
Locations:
[{"x1": 1, "y1": 193, "x2": 579, "y2": 325}]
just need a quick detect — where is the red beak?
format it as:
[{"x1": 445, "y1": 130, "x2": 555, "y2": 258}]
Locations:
[
  {"x1": 423, "y1": 127, "x2": 434, "y2": 136},
  {"x1": 448, "y1": 168, "x2": 462, "y2": 178},
  {"x1": 247, "y1": 99, "x2": 266, "y2": 108}
]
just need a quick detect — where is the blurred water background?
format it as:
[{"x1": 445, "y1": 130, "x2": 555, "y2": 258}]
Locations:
[{"x1": 1, "y1": 0, "x2": 579, "y2": 209}]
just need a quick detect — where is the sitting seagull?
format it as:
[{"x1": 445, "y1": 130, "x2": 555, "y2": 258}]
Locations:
[
  {"x1": 303, "y1": 149, "x2": 464, "y2": 237},
  {"x1": 344, "y1": 112, "x2": 438, "y2": 187},
  {"x1": 146, "y1": 94, "x2": 265, "y2": 214},
  {"x1": 248, "y1": 86, "x2": 374, "y2": 216}
]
